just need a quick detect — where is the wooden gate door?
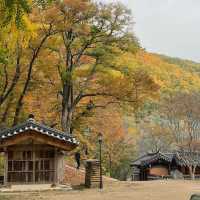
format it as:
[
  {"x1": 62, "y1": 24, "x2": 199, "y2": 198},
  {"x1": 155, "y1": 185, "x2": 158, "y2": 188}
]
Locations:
[
  {"x1": 8, "y1": 151, "x2": 34, "y2": 183},
  {"x1": 34, "y1": 150, "x2": 55, "y2": 183},
  {"x1": 7, "y1": 149, "x2": 55, "y2": 184}
]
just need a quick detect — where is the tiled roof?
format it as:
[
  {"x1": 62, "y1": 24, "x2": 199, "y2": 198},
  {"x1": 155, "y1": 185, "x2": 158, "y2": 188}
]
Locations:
[
  {"x1": 131, "y1": 152, "x2": 174, "y2": 166},
  {"x1": 142, "y1": 152, "x2": 173, "y2": 165},
  {"x1": 131, "y1": 154, "x2": 154, "y2": 166},
  {"x1": 175, "y1": 151, "x2": 200, "y2": 166},
  {"x1": 131, "y1": 151, "x2": 200, "y2": 167},
  {"x1": 0, "y1": 118, "x2": 79, "y2": 145}
]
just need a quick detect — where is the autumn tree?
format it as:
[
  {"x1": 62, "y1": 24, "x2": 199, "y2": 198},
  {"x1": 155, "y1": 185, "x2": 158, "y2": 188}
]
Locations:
[
  {"x1": 77, "y1": 106, "x2": 136, "y2": 180},
  {"x1": 0, "y1": 0, "x2": 31, "y2": 28},
  {"x1": 109, "y1": 67, "x2": 160, "y2": 123},
  {"x1": 0, "y1": 26, "x2": 25, "y2": 127},
  {"x1": 138, "y1": 123, "x2": 173, "y2": 154},
  {"x1": 0, "y1": 0, "x2": 162, "y2": 135},
  {"x1": 0, "y1": 0, "x2": 53, "y2": 28},
  {"x1": 42, "y1": 0, "x2": 139, "y2": 132},
  {"x1": 0, "y1": 2, "x2": 58, "y2": 126},
  {"x1": 0, "y1": 45, "x2": 21, "y2": 107},
  {"x1": 161, "y1": 92, "x2": 200, "y2": 179},
  {"x1": 12, "y1": 17, "x2": 57, "y2": 125}
]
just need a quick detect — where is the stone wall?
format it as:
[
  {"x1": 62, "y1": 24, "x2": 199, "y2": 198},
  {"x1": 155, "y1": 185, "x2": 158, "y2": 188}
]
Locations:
[{"x1": 63, "y1": 165, "x2": 85, "y2": 186}]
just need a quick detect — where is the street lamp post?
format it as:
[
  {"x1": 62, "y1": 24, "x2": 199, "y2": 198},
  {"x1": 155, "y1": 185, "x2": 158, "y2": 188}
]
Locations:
[{"x1": 98, "y1": 132, "x2": 103, "y2": 189}]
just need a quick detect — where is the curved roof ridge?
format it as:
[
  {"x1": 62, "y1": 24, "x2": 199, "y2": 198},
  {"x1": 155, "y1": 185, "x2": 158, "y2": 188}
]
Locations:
[
  {"x1": 0, "y1": 119, "x2": 79, "y2": 145},
  {"x1": 131, "y1": 151, "x2": 175, "y2": 166},
  {"x1": 31, "y1": 120, "x2": 72, "y2": 137}
]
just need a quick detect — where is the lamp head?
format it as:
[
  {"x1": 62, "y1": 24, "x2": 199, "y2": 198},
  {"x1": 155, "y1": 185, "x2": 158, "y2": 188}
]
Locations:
[{"x1": 98, "y1": 132, "x2": 103, "y2": 143}]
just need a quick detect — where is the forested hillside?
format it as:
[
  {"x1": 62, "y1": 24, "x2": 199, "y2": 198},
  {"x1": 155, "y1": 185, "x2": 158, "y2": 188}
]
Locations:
[
  {"x1": 158, "y1": 53, "x2": 200, "y2": 74},
  {"x1": 1, "y1": 0, "x2": 200, "y2": 180}
]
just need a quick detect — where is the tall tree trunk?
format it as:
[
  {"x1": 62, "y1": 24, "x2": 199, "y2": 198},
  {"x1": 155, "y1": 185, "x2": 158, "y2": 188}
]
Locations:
[
  {"x1": 0, "y1": 45, "x2": 21, "y2": 106},
  {"x1": 61, "y1": 30, "x2": 74, "y2": 133},
  {"x1": 61, "y1": 81, "x2": 74, "y2": 133},
  {"x1": 61, "y1": 106, "x2": 73, "y2": 133},
  {"x1": 1, "y1": 96, "x2": 13, "y2": 124},
  {"x1": 13, "y1": 35, "x2": 49, "y2": 126}
]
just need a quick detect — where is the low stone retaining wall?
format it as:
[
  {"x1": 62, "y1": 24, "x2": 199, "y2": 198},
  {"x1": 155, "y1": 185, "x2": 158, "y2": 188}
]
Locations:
[
  {"x1": 63, "y1": 165, "x2": 85, "y2": 186},
  {"x1": 63, "y1": 164, "x2": 117, "y2": 186}
]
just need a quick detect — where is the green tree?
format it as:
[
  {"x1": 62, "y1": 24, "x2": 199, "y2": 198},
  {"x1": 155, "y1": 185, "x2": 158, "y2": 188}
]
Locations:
[{"x1": 44, "y1": 0, "x2": 139, "y2": 132}]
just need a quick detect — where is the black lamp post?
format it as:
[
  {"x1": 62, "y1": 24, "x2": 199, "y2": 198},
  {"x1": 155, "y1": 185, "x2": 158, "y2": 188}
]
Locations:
[
  {"x1": 98, "y1": 132, "x2": 103, "y2": 189},
  {"x1": 83, "y1": 127, "x2": 91, "y2": 156}
]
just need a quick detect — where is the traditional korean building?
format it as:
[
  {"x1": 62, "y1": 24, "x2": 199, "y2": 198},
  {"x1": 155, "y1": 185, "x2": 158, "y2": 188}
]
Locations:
[
  {"x1": 131, "y1": 151, "x2": 200, "y2": 181},
  {"x1": 0, "y1": 116, "x2": 79, "y2": 185}
]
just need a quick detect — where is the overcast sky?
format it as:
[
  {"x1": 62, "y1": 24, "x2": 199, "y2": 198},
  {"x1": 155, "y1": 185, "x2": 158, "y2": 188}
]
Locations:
[{"x1": 100, "y1": 0, "x2": 200, "y2": 62}]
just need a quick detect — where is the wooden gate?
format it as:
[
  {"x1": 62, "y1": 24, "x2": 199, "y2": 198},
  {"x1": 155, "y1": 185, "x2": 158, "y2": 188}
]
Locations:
[{"x1": 7, "y1": 148, "x2": 55, "y2": 184}]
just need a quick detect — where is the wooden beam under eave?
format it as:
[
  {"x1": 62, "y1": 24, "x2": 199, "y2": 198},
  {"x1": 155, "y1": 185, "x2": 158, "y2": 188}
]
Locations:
[{"x1": 0, "y1": 131, "x2": 77, "y2": 151}]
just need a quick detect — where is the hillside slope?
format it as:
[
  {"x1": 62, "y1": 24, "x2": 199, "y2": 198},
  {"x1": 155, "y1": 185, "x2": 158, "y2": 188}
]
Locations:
[
  {"x1": 134, "y1": 51, "x2": 200, "y2": 93},
  {"x1": 157, "y1": 53, "x2": 200, "y2": 74}
]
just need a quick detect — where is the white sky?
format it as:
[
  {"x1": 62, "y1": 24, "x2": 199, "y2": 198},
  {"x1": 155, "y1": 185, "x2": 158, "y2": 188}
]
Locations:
[{"x1": 100, "y1": 0, "x2": 200, "y2": 62}]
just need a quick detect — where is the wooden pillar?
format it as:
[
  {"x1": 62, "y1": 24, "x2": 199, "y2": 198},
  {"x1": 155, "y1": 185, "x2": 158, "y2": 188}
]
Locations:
[
  {"x1": 53, "y1": 148, "x2": 58, "y2": 185},
  {"x1": 33, "y1": 144, "x2": 36, "y2": 183},
  {"x1": 168, "y1": 164, "x2": 171, "y2": 175},
  {"x1": 4, "y1": 148, "x2": 8, "y2": 186},
  {"x1": 141, "y1": 167, "x2": 145, "y2": 181}
]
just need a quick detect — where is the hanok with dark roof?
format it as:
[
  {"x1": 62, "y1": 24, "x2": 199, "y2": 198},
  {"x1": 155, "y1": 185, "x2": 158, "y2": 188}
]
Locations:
[
  {"x1": 0, "y1": 115, "x2": 78, "y2": 185},
  {"x1": 131, "y1": 151, "x2": 200, "y2": 181}
]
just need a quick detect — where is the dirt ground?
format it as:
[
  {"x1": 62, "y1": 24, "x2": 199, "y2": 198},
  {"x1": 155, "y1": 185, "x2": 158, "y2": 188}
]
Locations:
[{"x1": 1, "y1": 180, "x2": 200, "y2": 200}]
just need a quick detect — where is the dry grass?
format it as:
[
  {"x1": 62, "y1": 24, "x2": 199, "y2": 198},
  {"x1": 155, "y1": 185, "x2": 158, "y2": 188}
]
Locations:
[{"x1": 1, "y1": 180, "x2": 200, "y2": 200}]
